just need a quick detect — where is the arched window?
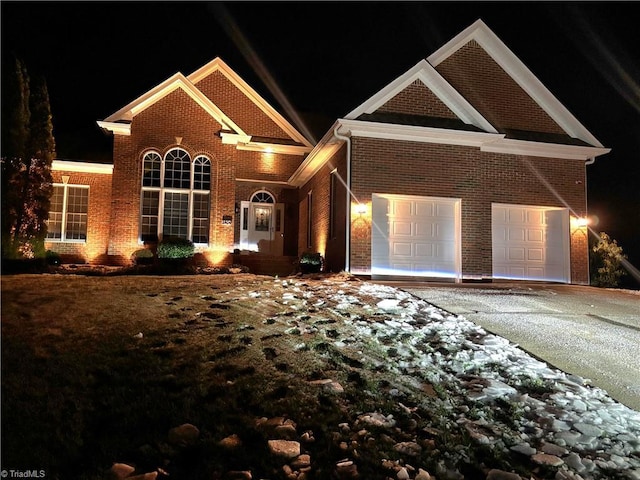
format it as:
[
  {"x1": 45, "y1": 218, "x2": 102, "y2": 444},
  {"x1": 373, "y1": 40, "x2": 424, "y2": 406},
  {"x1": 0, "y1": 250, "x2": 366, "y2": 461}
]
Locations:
[
  {"x1": 142, "y1": 151, "x2": 161, "y2": 187},
  {"x1": 139, "y1": 149, "x2": 212, "y2": 244},
  {"x1": 164, "y1": 148, "x2": 191, "y2": 188},
  {"x1": 193, "y1": 155, "x2": 211, "y2": 191},
  {"x1": 250, "y1": 190, "x2": 275, "y2": 204}
]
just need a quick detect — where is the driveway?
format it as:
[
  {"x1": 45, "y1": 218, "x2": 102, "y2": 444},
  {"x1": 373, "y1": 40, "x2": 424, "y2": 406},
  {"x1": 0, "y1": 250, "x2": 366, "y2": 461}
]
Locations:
[{"x1": 385, "y1": 282, "x2": 640, "y2": 411}]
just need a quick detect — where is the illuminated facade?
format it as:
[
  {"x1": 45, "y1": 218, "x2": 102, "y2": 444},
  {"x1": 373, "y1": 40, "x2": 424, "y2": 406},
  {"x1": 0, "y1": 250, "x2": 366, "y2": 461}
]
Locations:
[{"x1": 46, "y1": 20, "x2": 608, "y2": 284}]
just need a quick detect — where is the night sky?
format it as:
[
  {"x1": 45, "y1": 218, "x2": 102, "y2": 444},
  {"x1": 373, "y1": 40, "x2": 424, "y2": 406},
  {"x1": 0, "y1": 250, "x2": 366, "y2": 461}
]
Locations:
[{"x1": 2, "y1": 2, "x2": 639, "y2": 283}]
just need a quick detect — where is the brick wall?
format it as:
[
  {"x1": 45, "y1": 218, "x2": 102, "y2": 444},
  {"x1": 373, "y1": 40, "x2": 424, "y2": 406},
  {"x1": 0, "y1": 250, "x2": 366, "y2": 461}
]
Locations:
[
  {"x1": 435, "y1": 41, "x2": 566, "y2": 135},
  {"x1": 46, "y1": 169, "x2": 112, "y2": 264},
  {"x1": 348, "y1": 137, "x2": 588, "y2": 282},
  {"x1": 107, "y1": 79, "x2": 304, "y2": 266},
  {"x1": 193, "y1": 71, "x2": 291, "y2": 139},
  {"x1": 298, "y1": 146, "x2": 348, "y2": 272},
  {"x1": 379, "y1": 80, "x2": 458, "y2": 119}
]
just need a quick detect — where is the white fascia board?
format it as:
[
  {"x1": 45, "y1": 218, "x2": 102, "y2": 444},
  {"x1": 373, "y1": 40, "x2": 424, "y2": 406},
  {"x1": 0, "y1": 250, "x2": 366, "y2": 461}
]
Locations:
[
  {"x1": 236, "y1": 142, "x2": 312, "y2": 156},
  {"x1": 102, "y1": 72, "x2": 247, "y2": 136},
  {"x1": 96, "y1": 121, "x2": 131, "y2": 136},
  {"x1": 188, "y1": 58, "x2": 314, "y2": 148},
  {"x1": 338, "y1": 119, "x2": 504, "y2": 147},
  {"x1": 347, "y1": 60, "x2": 497, "y2": 134},
  {"x1": 288, "y1": 121, "x2": 344, "y2": 187},
  {"x1": 52, "y1": 160, "x2": 113, "y2": 174},
  {"x1": 220, "y1": 132, "x2": 252, "y2": 145},
  {"x1": 428, "y1": 19, "x2": 604, "y2": 148},
  {"x1": 481, "y1": 138, "x2": 611, "y2": 160},
  {"x1": 236, "y1": 178, "x2": 290, "y2": 186}
]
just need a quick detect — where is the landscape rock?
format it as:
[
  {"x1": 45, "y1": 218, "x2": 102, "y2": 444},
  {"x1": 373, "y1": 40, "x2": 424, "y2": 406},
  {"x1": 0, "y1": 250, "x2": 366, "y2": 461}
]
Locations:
[
  {"x1": 268, "y1": 439, "x2": 301, "y2": 459},
  {"x1": 531, "y1": 453, "x2": 564, "y2": 467},
  {"x1": 218, "y1": 433, "x2": 243, "y2": 449},
  {"x1": 167, "y1": 423, "x2": 200, "y2": 447},
  {"x1": 109, "y1": 463, "x2": 135, "y2": 479},
  {"x1": 486, "y1": 470, "x2": 522, "y2": 480}
]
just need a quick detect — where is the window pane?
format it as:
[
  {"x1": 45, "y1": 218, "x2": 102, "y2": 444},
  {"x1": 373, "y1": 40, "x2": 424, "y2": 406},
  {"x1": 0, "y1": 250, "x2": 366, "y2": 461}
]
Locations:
[
  {"x1": 164, "y1": 149, "x2": 191, "y2": 189},
  {"x1": 193, "y1": 156, "x2": 211, "y2": 190},
  {"x1": 141, "y1": 190, "x2": 160, "y2": 242},
  {"x1": 163, "y1": 192, "x2": 189, "y2": 238},
  {"x1": 192, "y1": 193, "x2": 210, "y2": 244},
  {"x1": 46, "y1": 186, "x2": 64, "y2": 239},
  {"x1": 143, "y1": 152, "x2": 161, "y2": 187},
  {"x1": 65, "y1": 187, "x2": 88, "y2": 240}
]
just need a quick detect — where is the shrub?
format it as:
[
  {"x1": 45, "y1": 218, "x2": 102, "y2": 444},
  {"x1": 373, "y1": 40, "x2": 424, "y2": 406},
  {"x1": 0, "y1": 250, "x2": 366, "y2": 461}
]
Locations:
[
  {"x1": 131, "y1": 248, "x2": 154, "y2": 265},
  {"x1": 45, "y1": 250, "x2": 61, "y2": 265},
  {"x1": 298, "y1": 251, "x2": 323, "y2": 274},
  {"x1": 157, "y1": 237, "x2": 195, "y2": 259},
  {"x1": 590, "y1": 232, "x2": 627, "y2": 288}
]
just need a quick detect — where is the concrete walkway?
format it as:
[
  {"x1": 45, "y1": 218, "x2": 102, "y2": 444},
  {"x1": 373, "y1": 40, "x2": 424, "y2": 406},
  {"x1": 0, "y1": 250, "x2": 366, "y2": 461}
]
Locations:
[{"x1": 385, "y1": 282, "x2": 640, "y2": 411}]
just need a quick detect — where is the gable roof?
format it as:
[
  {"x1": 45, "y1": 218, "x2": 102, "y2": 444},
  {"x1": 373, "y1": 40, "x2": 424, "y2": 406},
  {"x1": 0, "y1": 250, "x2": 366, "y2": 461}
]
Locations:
[
  {"x1": 428, "y1": 19, "x2": 605, "y2": 148},
  {"x1": 98, "y1": 58, "x2": 313, "y2": 155},
  {"x1": 188, "y1": 58, "x2": 314, "y2": 149},
  {"x1": 346, "y1": 59, "x2": 498, "y2": 133}
]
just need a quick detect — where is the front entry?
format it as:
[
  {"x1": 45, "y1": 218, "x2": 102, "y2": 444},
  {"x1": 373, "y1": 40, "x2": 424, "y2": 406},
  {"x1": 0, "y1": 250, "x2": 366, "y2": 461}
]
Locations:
[{"x1": 239, "y1": 192, "x2": 284, "y2": 254}]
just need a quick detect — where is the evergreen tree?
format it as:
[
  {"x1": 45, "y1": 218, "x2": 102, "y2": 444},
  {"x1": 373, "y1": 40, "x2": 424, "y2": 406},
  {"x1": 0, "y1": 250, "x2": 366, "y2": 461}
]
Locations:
[
  {"x1": 590, "y1": 232, "x2": 628, "y2": 288},
  {"x1": 1, "y1": 56, "x2": 56, "y2": 259}
]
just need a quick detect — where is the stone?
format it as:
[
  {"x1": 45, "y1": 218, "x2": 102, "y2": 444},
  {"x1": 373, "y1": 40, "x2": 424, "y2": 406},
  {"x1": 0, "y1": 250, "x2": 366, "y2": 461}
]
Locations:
[
  {"x1": 531, "y1": 453, "x2": 564, "y2": 467},
  {"x1": 127, "y1": 473, "x2": 158, "y2": 480},
  {"x1": 291, "y1": 454, "x2": 311, "y2": 469},
  {"x1": 486, "y1": 470, "x2": 522, "y2": 480},
  {"x1": 227, "y1": 472, "x2": 252, "y2": 480},
  {"x1": 268, "y1": 439, "x2": 300, "y2": 459},
  {"x1": 168, "y1": 423, "x2": 200, "y2": 447},
  {"x1": 541, "y1": 442, "x2": 568, "y2": 457},
  {"x1": 110, "y1": 463, "x2": 135, "y2": 479},
  {"x1": 275, "y1": 423, "x2": 298, "y2": 439},
  {"x1": 393, "y1": 441, "x2": 422, "y2": 456},
  {"x1": 565, "y1": 452, "x2": 586, "y2": 473},
  {"x1": 397, "y1": 467, "x2": 410, "y2": 479},
  {"x1": 574, "y1": 422, "x2": 603, "y2": 437},
  {"x1": 218, "y1": 433, "x2": 243, "y2": 449},
  {"x1": 510, "y1": 443, "x2": 536, "y2": 456},
  {"x1": 415, "y1": 469, "x2": 432, "y2": 480}
]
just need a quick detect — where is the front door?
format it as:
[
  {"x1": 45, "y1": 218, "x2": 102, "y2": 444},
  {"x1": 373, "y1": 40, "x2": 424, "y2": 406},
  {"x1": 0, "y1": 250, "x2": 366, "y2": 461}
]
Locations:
[{"x1": 240, "y1": 201, "x2": 284, "y2": 254}]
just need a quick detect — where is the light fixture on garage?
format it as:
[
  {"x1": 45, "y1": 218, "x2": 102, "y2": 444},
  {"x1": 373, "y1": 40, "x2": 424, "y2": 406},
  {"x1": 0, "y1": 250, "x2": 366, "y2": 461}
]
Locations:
[
  {"x1": 571, "y1": 216, "x2": 590, "y2": 235},
  {"x1": 356, "y1": 203, "x2": 367, "y2": 216}
]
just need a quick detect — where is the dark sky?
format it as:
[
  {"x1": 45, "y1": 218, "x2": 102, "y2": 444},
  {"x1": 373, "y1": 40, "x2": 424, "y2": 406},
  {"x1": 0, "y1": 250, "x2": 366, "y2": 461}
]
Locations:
[{"x1": 2, "y1": 1, "x2": 639, "y2": 281}]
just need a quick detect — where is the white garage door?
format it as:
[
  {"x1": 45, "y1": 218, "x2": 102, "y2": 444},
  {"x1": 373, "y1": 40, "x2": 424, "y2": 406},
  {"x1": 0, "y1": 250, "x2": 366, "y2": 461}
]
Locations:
[
  {"x1": 492, "y1": 204, "x2": 570, "y2": 283},
  {"x1": 372, "y1": 194, "x2": 461, "y2": 279}
]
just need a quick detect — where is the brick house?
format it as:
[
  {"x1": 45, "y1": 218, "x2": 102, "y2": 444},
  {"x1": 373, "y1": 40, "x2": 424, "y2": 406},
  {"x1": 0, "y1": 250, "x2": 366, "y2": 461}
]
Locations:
[{"x1": 45, "y1": 20, "x2": 609, "y2": 283}]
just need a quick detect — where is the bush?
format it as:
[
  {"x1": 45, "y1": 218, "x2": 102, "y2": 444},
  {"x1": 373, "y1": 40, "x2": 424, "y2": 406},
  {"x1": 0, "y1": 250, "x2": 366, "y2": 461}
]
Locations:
[
  {"x1": 131, "y1": 248, "x2": 154, "y2": 265},
  {"x1": 298, "y1": 251, "x2": 323, "y2": 274},
  {"x1": 590, "y1": 232, "x2": 627, "y2": 288},
  {"x1": 45, "y1": 250, "x2": 61, "y2": 265},
  {"x1": 157, "y1": 237, "x2": 195, "y2": 259}
]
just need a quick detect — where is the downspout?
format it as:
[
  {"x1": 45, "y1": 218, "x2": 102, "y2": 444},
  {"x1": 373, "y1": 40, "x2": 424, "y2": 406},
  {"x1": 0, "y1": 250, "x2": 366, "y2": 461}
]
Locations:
[
  {"x1": 333, "y1": 124, "x2": 352, "y2": 272},
  {"x1": 584, "y1": 156, "x2": 595, "y2": 285}
]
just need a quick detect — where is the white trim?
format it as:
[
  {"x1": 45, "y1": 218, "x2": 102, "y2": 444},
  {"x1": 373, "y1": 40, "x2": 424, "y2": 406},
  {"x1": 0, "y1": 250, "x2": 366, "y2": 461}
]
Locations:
[
  {"x1": 188, "y1": 58, "x2": 314, "y2": 149},
  {"x1": 288, "y1": 123, "x2": 344, "y2": 187},
  {"x1": 235, "y1": 142, "x2": 311, "y2": 155},
  {"x1": 220, "y1": 132, "x2": 252, "y2": 145},
  {"x1": 96, "y1": 121, "x2": 131, "y2": 136},
  {"x1": 481, "y1": 139, "x2": 611, "y2": 160},
  {"x1": 428, "y1": 19, "x2": 604, "y2": 148},
  {"x1": 102, "y1": 72, "x2": 245, "y2": 135},
  {"x1": 346, "y1": 60, "x2": 497, "y2": 133},
  {"x1": 338, "y1": 118, "x2": 504, "y2": 147},
  {"x1": 236, "y1": 178, "x2": 290, "y2": 186},
  {"x1": 52, "y1": 160, "x2": 113, "y2": 174}
]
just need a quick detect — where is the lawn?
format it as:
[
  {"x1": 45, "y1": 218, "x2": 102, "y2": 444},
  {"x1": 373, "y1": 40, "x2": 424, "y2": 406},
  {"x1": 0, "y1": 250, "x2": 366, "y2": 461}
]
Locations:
[{"x1": 2, "y1": 272, "x2": 639, "y2": 480}]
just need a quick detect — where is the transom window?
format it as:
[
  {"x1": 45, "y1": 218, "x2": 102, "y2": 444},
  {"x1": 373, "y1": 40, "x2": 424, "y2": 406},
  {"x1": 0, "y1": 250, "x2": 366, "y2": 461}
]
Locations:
[
  {"x1": 250, "y1": 190, "x2": 274, "y2": 204},
  {"x1": 140, "y1": 148, "x2": 211, "y2": 244},
  {"x1": 46, "y1": 184, "x2": 89, "y2": 242}
]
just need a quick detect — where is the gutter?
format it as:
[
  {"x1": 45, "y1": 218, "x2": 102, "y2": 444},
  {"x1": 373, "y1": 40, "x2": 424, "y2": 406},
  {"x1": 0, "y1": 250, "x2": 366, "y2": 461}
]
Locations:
[{"x1": 333, "y1": 124, "x2": 352, "y2": 272}]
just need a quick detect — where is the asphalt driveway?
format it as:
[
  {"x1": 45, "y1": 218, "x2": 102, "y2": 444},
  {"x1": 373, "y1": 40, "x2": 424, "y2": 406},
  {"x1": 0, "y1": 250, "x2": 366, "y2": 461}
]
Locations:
[{"x1": 383, "y1": 282, "x2": 640, "y2": 411}]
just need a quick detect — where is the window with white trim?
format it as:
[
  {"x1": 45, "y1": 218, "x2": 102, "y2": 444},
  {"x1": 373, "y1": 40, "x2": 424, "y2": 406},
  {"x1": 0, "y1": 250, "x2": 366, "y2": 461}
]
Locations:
[
  {"x1": 140, "y1": 149, "x2": 211, "y2": 244},
  {"x1": 46, "y1": 184, "x2": 89, "y2": 242}
]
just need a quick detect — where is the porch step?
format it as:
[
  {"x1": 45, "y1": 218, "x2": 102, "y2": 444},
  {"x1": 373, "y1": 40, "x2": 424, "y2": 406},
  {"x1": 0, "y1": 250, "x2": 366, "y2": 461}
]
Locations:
[{"x1": 233, "y1": 254, "x2": 298, "y2": 277}]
